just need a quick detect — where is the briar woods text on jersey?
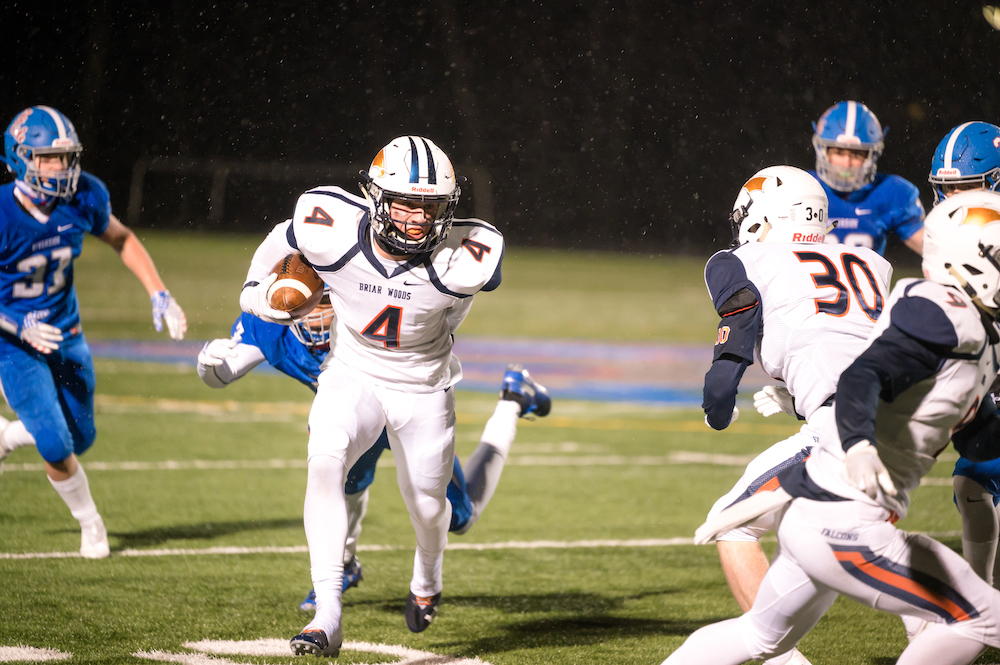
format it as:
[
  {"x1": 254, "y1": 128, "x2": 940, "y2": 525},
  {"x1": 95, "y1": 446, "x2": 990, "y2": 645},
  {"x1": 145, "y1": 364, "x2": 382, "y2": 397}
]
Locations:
[{"x1": 358, "y1": 283, "x2": 412, "y2": 300}]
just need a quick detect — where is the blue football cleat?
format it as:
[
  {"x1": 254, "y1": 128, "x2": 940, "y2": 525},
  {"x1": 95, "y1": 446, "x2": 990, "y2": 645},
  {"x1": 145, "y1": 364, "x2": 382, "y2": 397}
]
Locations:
[
  {"x1": 299, "y1": 557, "x2": 364, "y2": 611},
  {"x1": 501, "y1": 364, "x2": 551, "y2": 417},
  {"x1": 289, "y1": 626, "x2": 342, "y2": 657}
]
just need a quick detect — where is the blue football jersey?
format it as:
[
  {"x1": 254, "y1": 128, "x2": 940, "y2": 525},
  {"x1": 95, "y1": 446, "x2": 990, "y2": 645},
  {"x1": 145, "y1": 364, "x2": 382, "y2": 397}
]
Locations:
[
  {"x1": 810, "y1": 171, "x2": 924, "y2": 256},
  {"x1": 232, "y1": 313, "x2": 325, "y2": 389},
  {"x1": 0, "y1": 172, "x2": 111, "y2": 338}
]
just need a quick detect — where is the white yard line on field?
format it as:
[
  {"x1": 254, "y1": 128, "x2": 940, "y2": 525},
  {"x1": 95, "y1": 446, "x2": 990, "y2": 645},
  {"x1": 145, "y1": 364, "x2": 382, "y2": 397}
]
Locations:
[{"x1": 0, "y1": 532, "x2": 963, "y2": 561}]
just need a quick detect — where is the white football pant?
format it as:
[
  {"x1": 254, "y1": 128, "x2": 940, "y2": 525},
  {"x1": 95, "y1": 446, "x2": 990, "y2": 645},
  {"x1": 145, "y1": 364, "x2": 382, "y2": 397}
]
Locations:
[
  {"x1": 302, "y1": 363, "x2": 455, "y2": 638},
  {"x1": 663, "y1": 498, "x2": 1000, "y2": 665}
]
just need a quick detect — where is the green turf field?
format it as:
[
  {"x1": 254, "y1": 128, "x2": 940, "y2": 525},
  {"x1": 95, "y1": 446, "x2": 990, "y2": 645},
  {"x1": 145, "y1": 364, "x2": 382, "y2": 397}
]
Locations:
[{"x1": 0, "y1": 232, "x2": 990, "y2": 664}]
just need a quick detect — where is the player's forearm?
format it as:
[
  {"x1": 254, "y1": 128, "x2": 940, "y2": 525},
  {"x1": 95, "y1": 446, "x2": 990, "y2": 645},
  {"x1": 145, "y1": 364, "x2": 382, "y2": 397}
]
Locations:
[
  {"x1": 246, "y1": 220, "x2": 296, "y2": 285},
  {"x1": 703, "y1": 355, "x2": 748, "y2": 429},
  {"x1": 118, "y1": 231, "x2": 168, "y2": 296},
  {"x1": 197, "y1": 342, "x2": 265, "y2": 388}
]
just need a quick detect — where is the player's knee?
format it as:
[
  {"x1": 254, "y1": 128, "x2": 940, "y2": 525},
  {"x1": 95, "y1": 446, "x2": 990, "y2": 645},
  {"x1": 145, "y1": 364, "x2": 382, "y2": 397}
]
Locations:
[
  {"x1": 73, "y1": 423, "x2": 97, "y2": 455},
  {"x1": 35, "y1": 430, "x2": 74, "y2": 465},
  {"x1": 411, "y1": 493, "x2": 448, "y2": 528},
  {"x1": 737, "y1": 614, "x2": 797, "y2": 660},
  {"x1": 307, "y1": 428, "x2": 350, "y2": 462}
]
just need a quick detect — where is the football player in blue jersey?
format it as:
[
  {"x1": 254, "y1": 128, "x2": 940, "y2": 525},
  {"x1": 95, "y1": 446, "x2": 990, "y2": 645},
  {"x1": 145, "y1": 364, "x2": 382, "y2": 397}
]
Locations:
[
  {"x1": 926, "y1": 121, "x2": 1000, "y2": 592},
  {"x1": 196, "y1": 291, "x2": 551, "y2": 611},
  {"x1": 0, "y1": 105, "x2": 187, "y2": 559},
  {"x1": 811, "y1": 100, "x2": 925, "y2": 255}
]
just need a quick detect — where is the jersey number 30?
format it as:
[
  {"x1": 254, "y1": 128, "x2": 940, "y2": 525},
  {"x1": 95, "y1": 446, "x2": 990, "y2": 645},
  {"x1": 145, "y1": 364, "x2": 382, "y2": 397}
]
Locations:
[
  {"x1": 14, "y1": 248, "x2": 72, "y2": 298},
  {"x1": 795, "y1": 251, "x2": 883, "y2": 321}
]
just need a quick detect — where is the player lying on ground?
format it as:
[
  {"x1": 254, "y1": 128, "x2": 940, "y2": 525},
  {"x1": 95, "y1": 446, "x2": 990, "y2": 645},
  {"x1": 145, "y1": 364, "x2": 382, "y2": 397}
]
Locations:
[
  {"x1": 0, "y1": 106, "x2": 186, "y2": 559},
  {"x1": 197, "y1": 296, "x2": 550, "y2": 610},
  {"x1": 666, "y1": 190, "x2": 1000, "y2": 665},
  {"x1": 699, "y1": 165, "x2": 891, "y2": 665}
]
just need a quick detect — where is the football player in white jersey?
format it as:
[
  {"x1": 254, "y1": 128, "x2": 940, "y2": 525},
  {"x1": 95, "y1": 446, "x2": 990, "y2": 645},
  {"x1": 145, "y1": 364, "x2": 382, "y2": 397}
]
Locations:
[
  {"x1": 927, "y1": 122, "x2": 1000, "y2": 592},
  {"x1": 238, "y1": 136, "x2": 504, "y2": 657},
  {"x1": 699, "y1": 165, "x2": 891, "y2": 665},
  {"x1": 664, "y1": 190, "x2": 1000, "y2": 665}
]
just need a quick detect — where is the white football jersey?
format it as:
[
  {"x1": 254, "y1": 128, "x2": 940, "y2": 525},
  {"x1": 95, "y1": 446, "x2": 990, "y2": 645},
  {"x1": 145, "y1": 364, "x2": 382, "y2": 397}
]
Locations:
[
  {"x1": 248, "y1": 186, "x2": 503, "y2": 392},
  {"x1": 725, "y1": 242, "x2": 893, "y2": 421},
  {"x1": 808, "y1": 279, "x2": 1000, "y2": 516}
]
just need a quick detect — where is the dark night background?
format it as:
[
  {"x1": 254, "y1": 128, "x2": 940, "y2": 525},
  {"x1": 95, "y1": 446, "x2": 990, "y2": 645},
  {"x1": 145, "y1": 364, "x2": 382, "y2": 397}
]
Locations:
[{"x1": 3, "y1": 1, "x2": 998, "y2": 264}]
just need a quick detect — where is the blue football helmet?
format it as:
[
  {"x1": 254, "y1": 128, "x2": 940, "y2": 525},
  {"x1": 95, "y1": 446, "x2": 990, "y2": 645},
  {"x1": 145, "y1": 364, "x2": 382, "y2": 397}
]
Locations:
[
  {"x1": 928, "y1": 122, "x2": 1000, "y2": 204},
  {"x1": 2, "y1": 105, "x2": 82, "y2": 200},
  {"x1": 812, "y1": 101, "x2": 885, "y2": 192},
  {"x1": 360, "y1": 136, "x2": 460, "y2": 255},
  {"x1": 291, "y1": 288, "x2": 334, "y2": 351}
]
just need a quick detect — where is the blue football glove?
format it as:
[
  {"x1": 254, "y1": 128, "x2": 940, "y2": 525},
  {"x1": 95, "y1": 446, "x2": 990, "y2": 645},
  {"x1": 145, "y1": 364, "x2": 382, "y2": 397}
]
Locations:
[{"x1": 151, "y1": 290, "x2": 187, "y2": 340}]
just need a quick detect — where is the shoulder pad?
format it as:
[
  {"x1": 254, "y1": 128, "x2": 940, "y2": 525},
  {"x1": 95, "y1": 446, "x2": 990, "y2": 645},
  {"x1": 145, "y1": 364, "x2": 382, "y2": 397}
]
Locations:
[
  {"x1": 72, "y1": 171, "x2": 111, "y2": 218},
  {"x1": 427, "y1": 218, "x2": 504, "y2": 295},
  {"x1": 893, "y1": 280, "x2": 984, "y2": 354},
  {"x1": 291, "y1": 187, "x2": 367, "y2": 266}
]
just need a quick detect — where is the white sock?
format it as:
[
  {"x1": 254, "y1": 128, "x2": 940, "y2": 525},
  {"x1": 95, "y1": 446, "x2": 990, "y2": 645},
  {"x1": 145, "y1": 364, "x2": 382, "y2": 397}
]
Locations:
[
  {"x1": 3, "y1": 420, "x2": 36, "y2": 451},
  {"x1": 480, "y1": 400, "x2": 520, "y2": 457},
  {"x1": 303, "y1": 454, "x2": 347, "y2": 638},
  {"x1": 344, "y1": 488, "x2": 369, "y2": 563},
  {"x1": 48, "y1": 464, "x2": 100, "y2": 525},
  {"x1": 961, "y1": 539, "x2": 996, "y2": 586},
  {"x1": 456, "y1": 400, "x2": 521, "y2": 534}
]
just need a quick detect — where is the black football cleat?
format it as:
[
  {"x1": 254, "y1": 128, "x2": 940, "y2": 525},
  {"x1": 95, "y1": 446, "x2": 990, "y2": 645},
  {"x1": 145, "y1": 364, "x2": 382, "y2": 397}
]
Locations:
[
  {"x1": 289, "y1": 626, "x2": 342, "y2": 657},
  {"x1": 405, "y1": 592, "x2": 441, "y2": 633}
]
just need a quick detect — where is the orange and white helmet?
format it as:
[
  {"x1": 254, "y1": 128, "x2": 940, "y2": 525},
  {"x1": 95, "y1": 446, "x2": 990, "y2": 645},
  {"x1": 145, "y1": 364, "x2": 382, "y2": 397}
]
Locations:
[
  {"x1": 922, "y1": 190, "x2": 1000, "y2": 318},
  {"x1": 730, "y1": 166, "x2": 829, "y2": 246},
  {"x1": 360, "y1": 136, "x2": 460, "y2": 254}
]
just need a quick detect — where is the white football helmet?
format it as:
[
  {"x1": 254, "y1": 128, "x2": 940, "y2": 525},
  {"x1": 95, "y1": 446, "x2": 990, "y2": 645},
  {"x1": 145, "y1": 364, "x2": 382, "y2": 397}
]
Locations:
[
  {"x1": 360, "y1": 136, "x2": 460, "y2": 254},
  {"x1": 922, "y1": 190, "x2": 1000, "y2": 318},
  {"x1": 730, "y1": 166, "x2": 829, "y2": 246}
]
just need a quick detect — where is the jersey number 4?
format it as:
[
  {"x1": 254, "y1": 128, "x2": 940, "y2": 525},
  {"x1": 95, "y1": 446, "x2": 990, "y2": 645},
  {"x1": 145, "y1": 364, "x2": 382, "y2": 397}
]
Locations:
[
  {"x1": 13, "y1": 248, "x2": 72, "y2": 298},
  {"x1": 795, "y1": 251, "x2": 883, "y2": 321},
  {"x1": 362, "y1": 305, "x2": 402, "y2": 348}
]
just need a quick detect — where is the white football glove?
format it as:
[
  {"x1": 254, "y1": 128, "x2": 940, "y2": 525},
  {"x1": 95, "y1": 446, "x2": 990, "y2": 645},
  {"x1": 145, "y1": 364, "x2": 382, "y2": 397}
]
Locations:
[
  {"x1": 20, "y1": 313, "x2": 63, "y2": 354},
  {"x1": 198, "y1": 336, "x2": 240, "y2": 367},
  {"x1": 844, "y1": 440, "x2": 897, "y2": 499},
  {"x1": 705, "y1": 406, "x2": 739, "y2": 429},
  {"x1": 239, "y1": 273, "x2": 292, "y2": 325},
  {"x1": 753, "y1": 385, "x2": 795, "y2": 418},
  {"x1": 151, "y1": 290, "x2": 187, "y2": 341}
]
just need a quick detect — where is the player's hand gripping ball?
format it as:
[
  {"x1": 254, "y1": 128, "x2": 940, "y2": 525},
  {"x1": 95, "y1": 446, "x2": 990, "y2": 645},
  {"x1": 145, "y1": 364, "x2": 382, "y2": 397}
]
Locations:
[{"x1": 268, "y1": 254, "x2": 324, "y2": 317}]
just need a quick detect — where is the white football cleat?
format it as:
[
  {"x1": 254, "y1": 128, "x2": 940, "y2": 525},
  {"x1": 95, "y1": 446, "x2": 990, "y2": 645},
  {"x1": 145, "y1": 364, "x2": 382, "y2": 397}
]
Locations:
[
  {"x1": 80, "y1": 517, "x2": 110, "y2": 559},
  {"x1": 763, "y1": 647, "x2": 813, "y2": 665}
]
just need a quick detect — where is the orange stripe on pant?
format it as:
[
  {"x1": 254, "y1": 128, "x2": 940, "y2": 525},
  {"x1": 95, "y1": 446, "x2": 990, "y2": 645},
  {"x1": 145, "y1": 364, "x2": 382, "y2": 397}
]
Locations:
[{"x1": 834, "y1": 550, "x2": 974, "y2": 622}]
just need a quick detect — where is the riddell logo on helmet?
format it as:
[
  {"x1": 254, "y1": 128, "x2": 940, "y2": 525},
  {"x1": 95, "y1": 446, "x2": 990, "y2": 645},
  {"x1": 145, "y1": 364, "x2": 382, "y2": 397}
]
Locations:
[
  {"x1": 936, "y1": 168, "x2": 961, "y2": 177},
  {"x1": 410, "y1": 186, "x2": 435, "y2": 193},
  {"x1": 792, "y1": 232, "x2": 825, "y2": 242}
]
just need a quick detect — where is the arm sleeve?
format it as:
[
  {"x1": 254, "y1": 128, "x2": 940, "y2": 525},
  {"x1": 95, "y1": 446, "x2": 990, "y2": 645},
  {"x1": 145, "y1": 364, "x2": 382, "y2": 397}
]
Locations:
[
  {"x1": 835, "y1": 318, "x2": 949, "y2": 451},
  {"x1": 703, "y1": 355, "x2": 750, "y2": 430},
  {"x1": 197, "y1": 342, "x2": 267, "y2": 388},
  {"x1": 0, "y1": 303, "x2": 24, "y2": 337},
  {"x1": 952, "y1": 397, "x2": 1000, "y2": 463},
  {"x1": 244, "y1": 220, "x2": 296, "y2": 287},
  {"x1": 701, "y1": 251, "x2": 762, "y2": 429}
]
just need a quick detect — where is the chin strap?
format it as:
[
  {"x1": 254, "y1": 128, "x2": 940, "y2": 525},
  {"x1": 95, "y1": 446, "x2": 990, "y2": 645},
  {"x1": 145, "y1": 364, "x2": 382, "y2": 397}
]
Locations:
[{"x1": 945, "y1": 265, "x2": 1000, "y2": 340}]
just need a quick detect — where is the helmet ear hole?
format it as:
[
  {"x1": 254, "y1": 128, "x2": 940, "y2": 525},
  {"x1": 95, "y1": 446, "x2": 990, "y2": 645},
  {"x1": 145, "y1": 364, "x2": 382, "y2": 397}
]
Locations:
[{"x1": 964, "y1": 264, "x2": 983, "y2": 275}]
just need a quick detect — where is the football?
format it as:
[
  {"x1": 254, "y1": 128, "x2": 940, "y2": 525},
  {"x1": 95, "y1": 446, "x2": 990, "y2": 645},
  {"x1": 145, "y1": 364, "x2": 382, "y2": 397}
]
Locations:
[{"x1": 268, "y1": 253, "x2": 324, "y2": 317}]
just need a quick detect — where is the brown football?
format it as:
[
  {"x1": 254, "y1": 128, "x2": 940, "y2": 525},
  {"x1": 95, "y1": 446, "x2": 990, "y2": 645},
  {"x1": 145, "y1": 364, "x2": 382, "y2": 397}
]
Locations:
[{"x1": 268, "y1": 253, "x2": 324, "y2": 317}]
